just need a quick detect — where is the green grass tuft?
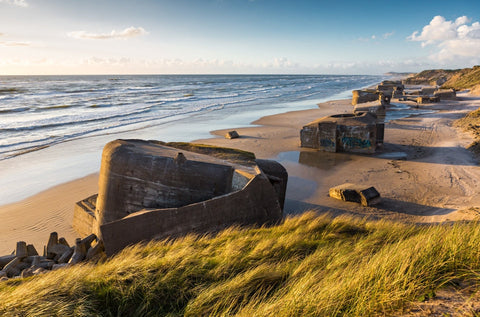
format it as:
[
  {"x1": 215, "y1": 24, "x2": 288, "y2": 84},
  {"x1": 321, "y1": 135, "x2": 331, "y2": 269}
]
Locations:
[{"x1": 2, "y1": 212, "x2": 480, "y2": 316}]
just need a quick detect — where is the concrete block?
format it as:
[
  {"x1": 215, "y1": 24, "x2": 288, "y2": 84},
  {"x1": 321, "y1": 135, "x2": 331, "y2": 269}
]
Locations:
[
  {"x1": 329, "y1": 183, "x2": 380, "y2": 206},
  {"x1": 358, "y1": 187, "x2": 381, "y2": 206},
  {"x1": 26, "y1": 244, "x2": 38, "y2": 256},
  {"x1": 225, "y1": 131, "x2": 239, "y2": 139},
  {"x1": 434, "y1": 89, "x2": 456, "y2": 100},
  {"x1": 300, "y1": 112, "x2": 379, "y2": 154},
  {"x1": 69, "y1": 238, "x2": 87, "y2": 264},
  {"x1": 15, "y1": 241, "x2": 28, "y2": 259}
]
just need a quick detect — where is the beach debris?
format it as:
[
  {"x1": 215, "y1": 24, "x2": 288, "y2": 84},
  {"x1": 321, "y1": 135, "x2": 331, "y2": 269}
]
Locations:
[
  {"x1": 0, "y1": 232, "x2": 105, "y2": 281},
  {"x1": 329, "y1": 183, "x2": 381, "y2": 207},
  {"x1": 225, "y1": 130, "x2": 240, "y2": 139},
  {"x1": 416, "y1": 96, "x2": 440, "y2": 104},
  {"x1": 351, "y1": 80, "x2": 405, "y2": 106},
  {"x1": 434, "y1": 89, "x2": 456, "y2": 100}
]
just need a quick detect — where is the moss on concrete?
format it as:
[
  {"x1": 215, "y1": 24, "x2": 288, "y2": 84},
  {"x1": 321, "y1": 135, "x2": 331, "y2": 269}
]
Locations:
[{"x1": 151, "y1": 141, "x2": 256, "y2": 165}]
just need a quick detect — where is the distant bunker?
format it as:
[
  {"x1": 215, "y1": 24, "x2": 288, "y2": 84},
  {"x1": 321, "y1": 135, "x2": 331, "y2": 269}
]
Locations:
[
  {"x1": 300, "y1": 111, "x2": 384, "y2": 154},
  {"x1": 73, "y1": 140, "x2": 287, "y2": 255}
]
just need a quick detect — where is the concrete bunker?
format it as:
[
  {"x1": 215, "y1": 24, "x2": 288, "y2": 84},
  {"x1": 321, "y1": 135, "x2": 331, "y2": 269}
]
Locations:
[
  {"x1": 73, "y1": 140, "x2": 288, "y2": 255},
  {"x1": 300, "y1": 111, "x2": 383, "y2": 154}
]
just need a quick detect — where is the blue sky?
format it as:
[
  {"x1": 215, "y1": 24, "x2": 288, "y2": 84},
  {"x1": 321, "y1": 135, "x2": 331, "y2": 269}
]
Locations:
[{"x1": 0, "y1": 0, "x2": 479, "y2": 75}]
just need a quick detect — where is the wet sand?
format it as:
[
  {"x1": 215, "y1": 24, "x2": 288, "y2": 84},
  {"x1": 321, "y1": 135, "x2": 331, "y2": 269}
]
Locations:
[{"x1": 1, "y1": 95, "x2": 480, "y2": 254}]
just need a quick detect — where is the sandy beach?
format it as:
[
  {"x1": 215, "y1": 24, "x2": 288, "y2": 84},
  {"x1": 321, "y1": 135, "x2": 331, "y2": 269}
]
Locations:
[{"x1": 1, "y1": 93, "x2": 480, "y2": 255}]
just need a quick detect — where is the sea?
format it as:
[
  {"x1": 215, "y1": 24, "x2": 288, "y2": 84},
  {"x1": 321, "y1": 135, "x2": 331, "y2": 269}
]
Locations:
[
  {"x1": 0, "y1": 74, "x2": 386, "y2": 204},
  {"x1": 0, "y1": 74, "x2": 385, "y2": 161}
]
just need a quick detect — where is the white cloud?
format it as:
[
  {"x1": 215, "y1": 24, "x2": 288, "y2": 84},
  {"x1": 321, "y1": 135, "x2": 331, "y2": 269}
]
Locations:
[
  {"x1": 68, "y1": 27, "x2": 147, "y2": 40},
  {"x1": 0, "y1": 0, "x2": 27, "y2": 7},
  {"x1": 0, "y1": 41, "x2": 30, "y2": 46},
  {"x1": 383, "y1": 31, "x2": 394, "y2": 39},
  {"x1": 358, "y1": 32, "x2": 394, "y2": 42},
  {"x1": 409, "y1": 15, "x2": 480, "y2": 62}
]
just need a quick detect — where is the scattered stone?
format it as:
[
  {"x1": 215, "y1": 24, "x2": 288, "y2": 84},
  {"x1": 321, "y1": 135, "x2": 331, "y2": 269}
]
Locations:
[
  {"x1": 0, "y1": 232, "x2": 104, "y2": 281},
  {"x1": 31, "y1": 255, "x2": 41, "y2": 267},
  {"x1": 329, "y1": 183, "x2": 381, "y2": 207},
  {"x1": 0, "y1": 255, "x2": 16, "y2": 269},
  {"x1": 46, "y1": 232, "x2": 59, "y2": 259},
  {"x1": 69, "y1": 238, "x2": 87, "y2": 264},
  {"x1": 358, "y1": 187, "x2": 381, "y2": 207},
  {"x1": 86, "y1": 240, "x2": 105, "y2": 261},
  {"x1": 416, "y1": 96, "x2": 440, "y2": 104},
  {"x1": 21, "y1": 267, "x2": 36, "y2": 278},
  {"x1": 58, "y1": 238, "x2": 70, "y2": 248},
  {"x1": 26, "y1": 244, "x2": 38, "y2": 256},
  {"x1": 50, "y1": 243, "x2": 71, "y2": 256},
  {"x1": 58, "y1": 248, "x2": 74, "y2": 264},
  {"x1": 225, "y1": 130, "x2": 240, "y2": 139},
  {"x1": 81, "y1": 233, "x2": 97, "y2": 250},
  {"x1": 52, "y1": 263, "x2": 70, "y2": 271},
  {"x1": 434, "y1": 89, "x2": 456, "y2": 100},
  {"x1": 15, "y1": 241, "x2": 28, "y2": 259},
  {"x1": 4, "y1": 257, "x2": 21, "y2": 277}
]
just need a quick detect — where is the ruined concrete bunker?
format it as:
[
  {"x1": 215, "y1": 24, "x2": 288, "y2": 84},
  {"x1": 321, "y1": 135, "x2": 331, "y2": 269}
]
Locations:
[
  {"x1": 73, "y1": 140, "x2": 287, "y2": 255},
  {"x1": 300, "y1": 111, "x2": 384, "y2": 153}
]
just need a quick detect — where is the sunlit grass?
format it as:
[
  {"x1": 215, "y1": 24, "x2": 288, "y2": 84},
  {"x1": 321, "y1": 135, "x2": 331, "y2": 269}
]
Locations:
[{"x1": 1, "y1": 212, "x2": 480, "y2": 316}]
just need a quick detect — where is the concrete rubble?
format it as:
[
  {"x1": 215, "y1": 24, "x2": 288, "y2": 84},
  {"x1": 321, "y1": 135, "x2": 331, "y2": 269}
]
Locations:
[
  {"x1": 0, "y1": 232, "x2": 105, "y2": 281},
  {"x1": 225, "y1": 130, "x2": 240, "y2": 139},
  {"x1": 73, "y1": 140, "x2": 288, "y2": 256},
  {"x1": 353, "y1": 80, "x2": 456, "y2": 105},
  {"x1": 329, "y1": 183, "x2": 381, "y2": 206}
]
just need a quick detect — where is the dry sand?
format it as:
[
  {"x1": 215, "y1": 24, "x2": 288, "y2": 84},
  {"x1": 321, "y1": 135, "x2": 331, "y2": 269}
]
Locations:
[{"x1": 1, "y1": 94, "x2": 480, "y2": 254}]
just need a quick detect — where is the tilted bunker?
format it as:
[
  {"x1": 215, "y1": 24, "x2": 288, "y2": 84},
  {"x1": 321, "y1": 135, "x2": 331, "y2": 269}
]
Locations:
[
  {"x1": 73, "y1": 140, "x2": 288, "y2": 255},
  {"x1": 300, "y1": 111, "x2": 383, "y2": 154}
]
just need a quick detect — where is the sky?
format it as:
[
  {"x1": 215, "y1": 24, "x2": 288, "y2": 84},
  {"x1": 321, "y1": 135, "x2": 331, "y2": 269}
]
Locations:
[{"x1": 1, "y1": 0, "x2": 480, "y2": 75}]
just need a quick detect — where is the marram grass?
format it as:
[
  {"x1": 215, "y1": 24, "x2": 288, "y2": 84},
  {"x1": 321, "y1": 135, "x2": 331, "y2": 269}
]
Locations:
[{"x1": 1, "y1": 212, "x2": 480, "y2": 316}]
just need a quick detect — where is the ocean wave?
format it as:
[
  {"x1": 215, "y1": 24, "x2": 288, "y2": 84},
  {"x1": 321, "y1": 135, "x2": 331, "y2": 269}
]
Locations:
[
  {"x1": 0, "y1": 74, "x2": 385, "y2": 160},
  {"x1": 0, "y1": 106, "x2": 30, "y2": 114},
  {"x1": 0, "y1": 87, "x2": 26, "y2": 95}
]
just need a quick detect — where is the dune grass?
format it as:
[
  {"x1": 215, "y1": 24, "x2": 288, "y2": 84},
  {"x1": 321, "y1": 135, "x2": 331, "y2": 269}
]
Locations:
[
  {"x1": 1, "y1": 212, "x2": 480, "y2": 316},
  {"x1": 455, "y1": 107, "x2": 480, "y2": 155}
]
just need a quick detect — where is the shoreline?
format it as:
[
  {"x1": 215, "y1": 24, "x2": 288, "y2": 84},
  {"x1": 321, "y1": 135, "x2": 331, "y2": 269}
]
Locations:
[
  {"x1": 2, "y1": 91, "x2": 480, "y2": 254},
  {"x1": 0, "y1": 97, "x2": 354, "y2": 254}
]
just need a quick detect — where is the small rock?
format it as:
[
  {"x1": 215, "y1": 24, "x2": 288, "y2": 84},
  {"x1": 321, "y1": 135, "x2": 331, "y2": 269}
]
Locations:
[
  {"x1": 3, "y1": 257, "x2": 21, "y2": 277},
  {"x1": 68, "y1": 238, "x2": 87, "y2": 264},
  {"x1": 58, "y1": 238, "x2": 70, "y2": 248},
  {"x1": 329, "y1": 183, "x2": 381, "y2": 207},
  {"x1": 52, "y1": 263, "x2": 70, "y2": 271},
  {"x1": 58, "y1": 248, "x2": 74, "y2": 264},
  {"x1": 86, "y1": 240, "x2": 105, "y2": 261},
  {"x1": 26, "y1": 244, "x2": 38, "y2": 256},
  {"x1": 81, "y1": 234, "x2": 97, "y2": 250},
  {"x1": 15, "y1": 241, "x2": 28, "y2": 259},
  {"x1": 21, "y1": 267, "x2": 36, "y2": 278},
  {"x1": 225, "y1": 131, "x2": 239, "y2": 139},
  {"x1": 0, "y1": 255, "x2": 16, "y2": 269},
  {"x1": 46, "y1": 232, "x2": 59, "y2": 259}
]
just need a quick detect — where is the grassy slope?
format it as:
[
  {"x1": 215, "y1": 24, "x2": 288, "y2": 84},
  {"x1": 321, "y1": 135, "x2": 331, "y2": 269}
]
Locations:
[
  {"x1": 442, "y1": 66, "x2": 480, "y2": 90},
  {"x1": 2, "y1": 212, "x2": 480, "y2": 316},
  {"x1": 455, "y1": 108, "x2": 480, "y2": 155},
  {"x1": 404, "y1": 66, "x2": 480, "y2": 90}
]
